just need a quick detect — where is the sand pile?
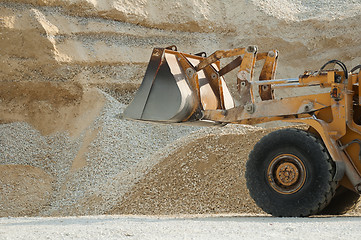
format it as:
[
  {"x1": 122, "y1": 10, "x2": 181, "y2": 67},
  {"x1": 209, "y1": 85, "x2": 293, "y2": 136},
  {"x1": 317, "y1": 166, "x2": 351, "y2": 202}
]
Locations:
[
  {"x1": 0, "y1": 84, "x2": 267, "y2": 216},
  {"x1": 0, "y1": 86, "x2": 270, "y2": 216},
  {"x1": 0, "y1": 83, "x2": 202, "y2": 216},
  {"x1": 2, "y1": 0, "x2": 361, "y2": 217},
  {"x1": 109, "y1": 126, "x2": 272, "y2": 215},
  {"x1": 0, "y1": 165, "x2": 53, "y2": 216}
]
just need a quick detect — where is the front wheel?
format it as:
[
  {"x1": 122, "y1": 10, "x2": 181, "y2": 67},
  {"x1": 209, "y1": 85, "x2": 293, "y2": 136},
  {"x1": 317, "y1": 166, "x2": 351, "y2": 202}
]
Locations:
[{"x1": 245, "y1": 128, "x2": 336, "y2": 217}]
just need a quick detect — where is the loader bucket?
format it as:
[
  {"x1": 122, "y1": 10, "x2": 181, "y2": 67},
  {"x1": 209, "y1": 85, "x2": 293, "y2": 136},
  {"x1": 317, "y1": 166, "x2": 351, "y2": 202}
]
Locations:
[{"x1": 123, "y1": 47, "x2": 235, "y2": 123}]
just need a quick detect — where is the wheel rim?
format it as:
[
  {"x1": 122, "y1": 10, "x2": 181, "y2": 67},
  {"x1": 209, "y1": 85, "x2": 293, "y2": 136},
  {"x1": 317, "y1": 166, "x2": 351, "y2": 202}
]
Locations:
[{"x1": 267, "y1": 154, "x2": 306, "y2": 194}]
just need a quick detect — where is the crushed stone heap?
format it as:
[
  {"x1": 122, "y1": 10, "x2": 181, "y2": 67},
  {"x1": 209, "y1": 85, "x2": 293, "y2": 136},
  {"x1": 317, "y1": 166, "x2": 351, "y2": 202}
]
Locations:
[{"x1": 1, "y1": 86, "x2": 265, "y2": 216}]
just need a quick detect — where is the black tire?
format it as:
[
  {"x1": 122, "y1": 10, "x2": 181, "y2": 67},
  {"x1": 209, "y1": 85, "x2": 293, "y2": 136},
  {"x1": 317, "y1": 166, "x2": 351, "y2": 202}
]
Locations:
[
  {"x1": 245, "y1": 128, "x2": 336, "y2": 217},
  {"x1": 319, "y1": 186, "x2": 360, "y2": 215}
]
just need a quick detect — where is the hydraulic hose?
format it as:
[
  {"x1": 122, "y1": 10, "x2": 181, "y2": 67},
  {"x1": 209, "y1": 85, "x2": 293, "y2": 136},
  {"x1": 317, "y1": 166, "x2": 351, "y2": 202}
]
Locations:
[{"x1": 320, "y1": 59, "x2": 348, "y2": 81}]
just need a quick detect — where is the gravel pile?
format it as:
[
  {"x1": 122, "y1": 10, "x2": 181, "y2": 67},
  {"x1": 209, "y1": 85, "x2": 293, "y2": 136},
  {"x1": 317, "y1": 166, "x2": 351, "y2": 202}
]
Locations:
[
  {"x1": 45, "y1": 91, "x2": 205, "y2": 216},
  {"x1": 109, "y1": 125, "x2": 269, "y2": 215},
  {"x1": 0, "y1": 88, "x2": 268, "y2": 216},
  {"x1": 0, "y1": 90, "x2": 202, "y2": 216}
]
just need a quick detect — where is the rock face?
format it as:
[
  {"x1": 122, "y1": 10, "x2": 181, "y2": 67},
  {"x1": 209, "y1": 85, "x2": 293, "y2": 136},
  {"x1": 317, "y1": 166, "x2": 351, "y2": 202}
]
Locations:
[
  {"x1": 2, "y1": 0, "x2": 361, "y2": 217},
  {"x1": 2, "y1": 1, "x2": 361, "y2": 87}
]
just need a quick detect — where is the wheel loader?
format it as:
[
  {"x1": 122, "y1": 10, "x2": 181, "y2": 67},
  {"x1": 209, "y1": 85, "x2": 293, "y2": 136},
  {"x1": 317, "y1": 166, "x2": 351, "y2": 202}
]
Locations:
[{"x1": 123, "y1": 45, "x2": 361, "y2": 217}]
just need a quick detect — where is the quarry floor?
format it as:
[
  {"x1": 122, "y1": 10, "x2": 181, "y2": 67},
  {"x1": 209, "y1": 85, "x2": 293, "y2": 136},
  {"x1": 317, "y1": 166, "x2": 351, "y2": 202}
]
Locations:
[{"x1": 1, "y1": 215, "x2": 361, "y2": 240}]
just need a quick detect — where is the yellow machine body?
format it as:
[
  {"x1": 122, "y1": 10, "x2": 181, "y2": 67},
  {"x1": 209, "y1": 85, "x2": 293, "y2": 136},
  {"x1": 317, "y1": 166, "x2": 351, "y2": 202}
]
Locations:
[{"x1": 123, "y1": 45, "x2": 361, "y2": 204}]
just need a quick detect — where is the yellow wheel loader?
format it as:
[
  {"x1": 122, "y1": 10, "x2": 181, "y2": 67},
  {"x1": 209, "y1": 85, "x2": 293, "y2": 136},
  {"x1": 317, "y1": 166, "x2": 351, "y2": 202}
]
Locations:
[{"x1": 123, "y1": 45, "x2": 361, "y2": 217}]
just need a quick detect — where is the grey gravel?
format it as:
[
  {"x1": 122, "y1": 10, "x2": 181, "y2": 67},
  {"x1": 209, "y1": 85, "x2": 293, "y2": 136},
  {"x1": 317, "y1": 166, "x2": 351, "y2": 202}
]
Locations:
[{"x1": 0, "y1": 90, "x2": 202, "y2": 216}]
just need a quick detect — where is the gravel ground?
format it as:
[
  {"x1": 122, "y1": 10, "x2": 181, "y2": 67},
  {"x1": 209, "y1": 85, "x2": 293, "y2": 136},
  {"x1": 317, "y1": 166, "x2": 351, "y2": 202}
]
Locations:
[{"x1": 1, "y1": 215, "x2": 361, "y2": 240}]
